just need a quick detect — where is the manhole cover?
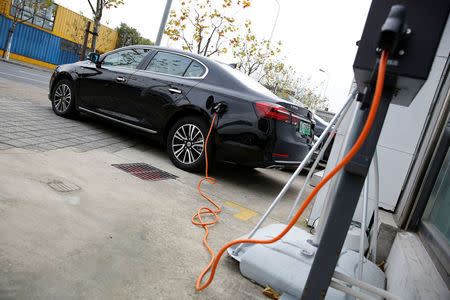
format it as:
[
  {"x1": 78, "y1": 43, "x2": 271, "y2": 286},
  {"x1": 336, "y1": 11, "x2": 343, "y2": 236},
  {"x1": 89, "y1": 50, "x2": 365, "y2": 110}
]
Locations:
[
  {"x1": 48, "y1": 180, "x2": 80, "y2": 192},
  {"x1": 112, "y1": 163, "x2": 178, "y2": 181}
]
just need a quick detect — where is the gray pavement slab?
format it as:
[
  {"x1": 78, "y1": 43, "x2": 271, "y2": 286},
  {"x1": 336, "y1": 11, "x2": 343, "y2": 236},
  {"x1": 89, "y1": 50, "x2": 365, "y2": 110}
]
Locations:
[{"x1": 0, "y1": 99, "x2": 144, "y2": 153}]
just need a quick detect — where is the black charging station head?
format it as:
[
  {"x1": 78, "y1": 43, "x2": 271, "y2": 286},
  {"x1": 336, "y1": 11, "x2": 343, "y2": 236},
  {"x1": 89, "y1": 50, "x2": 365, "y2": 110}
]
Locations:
[
  {"x1": 353, "y1": 0, "x2": 450, "y2": 106},
  {"x1": 378, "y1": 5, "x2": 406, "y2": 52}
]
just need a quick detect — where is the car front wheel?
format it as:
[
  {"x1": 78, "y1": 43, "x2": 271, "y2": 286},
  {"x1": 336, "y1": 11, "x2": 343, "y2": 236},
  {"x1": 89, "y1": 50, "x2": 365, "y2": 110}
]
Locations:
[
  {"x1": 167, "y1": 117, "x2": 211, "y2": 172},
  {"x1": 51, "y1": 79, "x2": 78, "y2": 118}
]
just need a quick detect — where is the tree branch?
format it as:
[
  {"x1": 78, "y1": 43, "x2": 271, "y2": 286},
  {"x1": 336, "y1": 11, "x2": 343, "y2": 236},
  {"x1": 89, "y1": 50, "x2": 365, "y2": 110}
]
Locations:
[
  {"x1": 181, "y1": 31, "x2": 193, "y2": 52},
  {"x1": 87, "y1": 0, "x2": 96, "y2": 15},
  {"x1": 203, "y1": 17, "x2": 224, "y2": 56}
]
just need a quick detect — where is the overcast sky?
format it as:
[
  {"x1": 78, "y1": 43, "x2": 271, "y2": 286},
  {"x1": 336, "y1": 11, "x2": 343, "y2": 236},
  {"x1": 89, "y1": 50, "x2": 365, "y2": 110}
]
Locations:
[{"x1": 56, "y1": 0, "x2": 372, "y2": 112}]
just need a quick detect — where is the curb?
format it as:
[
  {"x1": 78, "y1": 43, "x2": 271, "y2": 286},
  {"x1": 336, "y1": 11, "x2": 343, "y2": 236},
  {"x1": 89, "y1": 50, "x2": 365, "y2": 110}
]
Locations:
[{"x1": 0, "y1": 57, "x2": 53, "y2": 73}]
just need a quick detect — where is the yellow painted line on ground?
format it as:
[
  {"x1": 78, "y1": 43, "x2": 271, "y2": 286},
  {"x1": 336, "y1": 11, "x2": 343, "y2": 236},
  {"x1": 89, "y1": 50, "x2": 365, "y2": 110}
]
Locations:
[{"x1": 225, "y1": 201, "x2": 259, "y2": 221}]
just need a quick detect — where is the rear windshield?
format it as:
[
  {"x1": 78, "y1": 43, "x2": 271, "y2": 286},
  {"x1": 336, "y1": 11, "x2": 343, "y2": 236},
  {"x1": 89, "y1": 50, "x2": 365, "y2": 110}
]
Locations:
[{"x1": 219, "y1": 64, "x2": 278, "y2": 99}]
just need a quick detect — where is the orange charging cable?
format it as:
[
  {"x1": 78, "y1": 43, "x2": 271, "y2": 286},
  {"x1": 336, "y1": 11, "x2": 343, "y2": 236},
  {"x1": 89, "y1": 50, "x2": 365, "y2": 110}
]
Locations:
[
  {"x1": 191, "y1": 113, "x2": 220, "y2": 289},
  {"x1": 194, "y1": 50, "x2": 389, "y2": 291}
]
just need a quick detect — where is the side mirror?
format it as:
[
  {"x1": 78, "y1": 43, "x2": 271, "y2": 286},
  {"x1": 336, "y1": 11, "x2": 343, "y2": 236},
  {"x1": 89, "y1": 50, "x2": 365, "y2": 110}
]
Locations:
[{"x1": 87, "y1": 52, "x2": 101, "y2": 66}]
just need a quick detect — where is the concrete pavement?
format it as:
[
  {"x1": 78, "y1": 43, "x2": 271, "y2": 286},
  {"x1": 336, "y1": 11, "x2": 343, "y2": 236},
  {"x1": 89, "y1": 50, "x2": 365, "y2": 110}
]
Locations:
[
  {"x1": 0, "y1": 65, "x2": 315, "y2": 299},
  {"x1": 0, "y1": 99, "x2": 141, "y2": 152}
]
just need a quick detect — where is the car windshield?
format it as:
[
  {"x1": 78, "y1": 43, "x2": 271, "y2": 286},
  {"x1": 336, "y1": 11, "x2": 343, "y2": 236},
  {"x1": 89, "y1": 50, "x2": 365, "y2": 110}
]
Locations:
[{"x1": 219, "y1": 63, "x2": 277, "y2": 99}]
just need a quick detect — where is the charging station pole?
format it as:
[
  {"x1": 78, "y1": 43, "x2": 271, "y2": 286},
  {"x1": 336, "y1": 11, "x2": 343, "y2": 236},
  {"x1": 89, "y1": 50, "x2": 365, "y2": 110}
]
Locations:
[{"x1": 302, "y1": 87, "x2": 394, "y2": 299}]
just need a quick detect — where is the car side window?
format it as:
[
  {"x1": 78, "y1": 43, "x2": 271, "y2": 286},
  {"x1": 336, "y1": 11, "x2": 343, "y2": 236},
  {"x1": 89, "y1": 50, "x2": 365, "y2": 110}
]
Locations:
[
  {"x1": 146, "y1": 52, "x2": 192, "y2": 76},
  {"x1": 102, "y1": 48, "x2": 149, "y2": 69},
  {"x1": 184, "y1": 61, "x2": 206, "y2": 78}
]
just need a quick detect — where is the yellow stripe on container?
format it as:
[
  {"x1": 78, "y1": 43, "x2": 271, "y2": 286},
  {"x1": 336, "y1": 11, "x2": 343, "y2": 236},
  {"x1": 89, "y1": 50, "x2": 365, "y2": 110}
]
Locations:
[{"x1": 0, "y1": 50, "x2": 56, "y2": 69}]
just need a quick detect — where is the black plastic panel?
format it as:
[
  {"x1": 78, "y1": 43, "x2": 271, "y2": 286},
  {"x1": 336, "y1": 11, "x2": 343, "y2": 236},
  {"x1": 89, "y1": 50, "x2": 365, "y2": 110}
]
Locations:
[{"x1": 353, "y1": 0, "x2": 449, "y2": 106}]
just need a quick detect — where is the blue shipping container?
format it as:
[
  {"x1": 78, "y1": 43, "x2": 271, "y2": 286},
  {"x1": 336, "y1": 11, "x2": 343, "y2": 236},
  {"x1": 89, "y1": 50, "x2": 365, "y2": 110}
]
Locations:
[{"x1": 0, "y1": 14, "x2": 78, "y2": 66}]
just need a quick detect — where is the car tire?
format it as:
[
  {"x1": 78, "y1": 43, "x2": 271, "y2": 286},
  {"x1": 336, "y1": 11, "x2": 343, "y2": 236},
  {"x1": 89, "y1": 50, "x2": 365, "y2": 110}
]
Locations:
[
  {"x1": 51, "y1": 79, "x2": 78, "y2": 118},
  {"x1": 167, "y1": 116, "x2": 213, "y2": 172}
]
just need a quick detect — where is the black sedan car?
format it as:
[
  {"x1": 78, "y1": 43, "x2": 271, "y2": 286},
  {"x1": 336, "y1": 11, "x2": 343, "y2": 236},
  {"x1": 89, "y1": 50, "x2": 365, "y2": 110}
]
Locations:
[
  {"x1": 311, "y1": 114, "x2": 334, "y2": 166},
  {"x1": 49, "y1": 45, "x2": 314, "y2": 171}
]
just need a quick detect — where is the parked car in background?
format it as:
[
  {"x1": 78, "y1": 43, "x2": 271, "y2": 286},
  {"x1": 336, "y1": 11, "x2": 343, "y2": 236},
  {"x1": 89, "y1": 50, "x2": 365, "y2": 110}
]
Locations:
[
  {"x1": 311, "y1": 113, "x2": 335, "y2": 167},
  {"x1": 49, "y1": 46, "x2": 314, "y2": 172}
]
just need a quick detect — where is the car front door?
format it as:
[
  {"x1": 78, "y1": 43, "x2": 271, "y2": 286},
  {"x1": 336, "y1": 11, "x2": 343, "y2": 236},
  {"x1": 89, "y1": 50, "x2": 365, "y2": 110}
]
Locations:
[
  {"x1": 124, "y1": 51, "x2": 207, "y2": 132},
  {"x1": 77, "y1": 48, "x2": 151, "y2": 121}
]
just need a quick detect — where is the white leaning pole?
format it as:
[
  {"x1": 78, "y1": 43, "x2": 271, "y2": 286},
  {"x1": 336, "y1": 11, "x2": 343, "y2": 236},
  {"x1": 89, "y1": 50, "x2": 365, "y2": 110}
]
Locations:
[
  {"x1": 359, "y1": 175, "x2": 369, "y2": 281},
  {"x1": 285, "y1": 93, "x2": 355, "y2": 223},
  {"x1": 312, "y1": 100, "x2": 362, "y2": 244},
  {"x1": 232, "y1": 88, "x2": 358, "y2": 255},
  {"x1": 369, "y1": 150, "x2": 380, "y2": 263}
]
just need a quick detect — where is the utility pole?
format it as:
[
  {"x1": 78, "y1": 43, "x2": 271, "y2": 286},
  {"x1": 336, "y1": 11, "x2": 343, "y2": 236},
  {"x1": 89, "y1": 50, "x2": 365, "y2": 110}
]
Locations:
[{"x1": 155, "y1": 0, "x2": 173, "y2": 46}]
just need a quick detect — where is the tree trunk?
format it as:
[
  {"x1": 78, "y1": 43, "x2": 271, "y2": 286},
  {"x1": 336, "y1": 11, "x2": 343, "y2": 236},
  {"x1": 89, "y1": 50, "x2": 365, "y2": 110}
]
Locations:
[
  {"x1": 6, "y1": 30, "x2": 14, "y2": 60},
  {"x1": 90, "y1": 0, "x2": 104, "y2": 52},
  {"x1": 2, "y1": 28, "x2": 12, "y2": 59}
]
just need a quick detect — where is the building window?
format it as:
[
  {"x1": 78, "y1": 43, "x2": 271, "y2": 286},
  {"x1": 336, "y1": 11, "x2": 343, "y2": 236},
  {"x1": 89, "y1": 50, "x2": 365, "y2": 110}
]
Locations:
[{"x1": 9, "y1": 0, "x2": 57, "y2": 31}]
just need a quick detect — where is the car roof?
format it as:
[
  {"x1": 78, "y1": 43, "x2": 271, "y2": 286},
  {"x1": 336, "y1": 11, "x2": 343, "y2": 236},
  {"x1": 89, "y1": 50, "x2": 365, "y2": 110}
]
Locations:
[
  {"x1": 115, "y1": 45, "x2": 212, "y2": 64},
  {"x1": 116, "y1": 45, "x2": 281, "y2": 102}
]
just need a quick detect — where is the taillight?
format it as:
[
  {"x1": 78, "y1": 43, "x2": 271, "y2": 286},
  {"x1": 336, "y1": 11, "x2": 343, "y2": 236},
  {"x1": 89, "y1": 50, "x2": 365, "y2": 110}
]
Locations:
[
  {"x1": 255, "y1": 102, "x2": 290, "y2": 122},
  {"x1": 291, "y1": 113, "x2": 302, "y2": 125}
]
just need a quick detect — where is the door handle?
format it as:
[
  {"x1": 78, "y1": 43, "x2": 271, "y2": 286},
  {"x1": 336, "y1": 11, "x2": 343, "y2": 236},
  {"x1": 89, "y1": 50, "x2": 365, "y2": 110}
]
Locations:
[
  {"x1": 168, "y1": 88, "x2": 182, "y2": 94},
  {"x1": 116, "y1": 76, "x2": 126, "y2": 83}
]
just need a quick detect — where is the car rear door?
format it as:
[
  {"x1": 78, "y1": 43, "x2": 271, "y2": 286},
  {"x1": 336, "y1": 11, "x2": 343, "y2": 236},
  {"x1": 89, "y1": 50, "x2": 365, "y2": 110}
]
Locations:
[
  {"x1": 77, "y1": 48, "x2": 151, "y2": 119},
  {"x1": 124, "y1": 51, "x2": 207, "y2": 132}
]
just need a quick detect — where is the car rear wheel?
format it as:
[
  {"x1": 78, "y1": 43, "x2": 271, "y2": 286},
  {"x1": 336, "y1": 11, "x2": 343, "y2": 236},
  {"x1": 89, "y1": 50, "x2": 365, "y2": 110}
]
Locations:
[
  {"x1": 52, "y1": 79, "x2": 78, "y2": 118},
  {"x1": 167, "y1": 117, "x2": 212, "y2": 172}
]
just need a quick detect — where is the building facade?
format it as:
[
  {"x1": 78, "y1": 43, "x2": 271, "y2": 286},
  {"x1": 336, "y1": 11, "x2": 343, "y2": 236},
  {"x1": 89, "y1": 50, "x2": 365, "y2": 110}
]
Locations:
[{"x1": 0, "y1": 0, "x2": 118, "y2": 69}]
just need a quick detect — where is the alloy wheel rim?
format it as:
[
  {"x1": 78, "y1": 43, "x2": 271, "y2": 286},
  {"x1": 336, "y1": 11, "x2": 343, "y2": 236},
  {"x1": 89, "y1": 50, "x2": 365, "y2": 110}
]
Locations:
[
  {"x1": 172, "y1": 124, "x2": 205, "y2": 164},
  {"x1": 54, "y1": 84, "x2": 71, "y2": 113}
]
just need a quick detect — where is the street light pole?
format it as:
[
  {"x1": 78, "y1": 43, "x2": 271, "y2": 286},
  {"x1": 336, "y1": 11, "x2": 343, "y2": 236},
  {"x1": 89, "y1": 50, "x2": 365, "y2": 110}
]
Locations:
[
  {"x1": 155, "y1": 0, "x2": 173, "y2": 46},
  {"x1": 258, "y1": 0, "x2": 281, "y2": 84},
  {"x1": 269, "y1": 0, "x2": 280, "y2": 42},
  {"x1": 319, "y1": 68, "x2": 330, "y2": 99}
]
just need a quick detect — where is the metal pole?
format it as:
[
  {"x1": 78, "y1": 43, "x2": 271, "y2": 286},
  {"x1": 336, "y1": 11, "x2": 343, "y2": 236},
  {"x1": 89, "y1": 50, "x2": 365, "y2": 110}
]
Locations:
[
  {"x1": 155, "y1": 0, "x2": 173, "y2": 46},
  {"x1": 269, "y1": 0, "x2": 280, "y2": 42},
  {"x1": 359, "y1": 175, "x2": 369, "y2": 281},
  {"x1": 329, "y1": 281, "x2": 377, "y2": 300},
  {"x1": 285, "y1": 92, "x2": 356, "y2": 223},
  {"x1": 370, "y1": 150, "x2": 380, "y2": 263},
  {"x1": 333, "y1": 271, "x2": 403, "y2": 300},
  {"x1": 232, "y1": 88, "x2": 358, "y2": 256},
  {"x1": 312, "y1": 101, "x2": 361, "y2": 245}
]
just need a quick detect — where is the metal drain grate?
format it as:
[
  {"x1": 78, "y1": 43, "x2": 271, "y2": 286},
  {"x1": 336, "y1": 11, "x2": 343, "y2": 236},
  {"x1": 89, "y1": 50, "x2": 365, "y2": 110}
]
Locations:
[
  {"x1": 48, "y1": 180, "x2": 80, "y2": 192},
  {"x1": 112, "y1": 163, "x2": 178, "y2": 181}
]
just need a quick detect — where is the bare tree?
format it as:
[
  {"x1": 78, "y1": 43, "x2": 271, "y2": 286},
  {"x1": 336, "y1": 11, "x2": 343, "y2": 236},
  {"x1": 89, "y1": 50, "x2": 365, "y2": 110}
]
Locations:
[{"x1": 86, "y1": 0, "x2": 123, "y2": 52}]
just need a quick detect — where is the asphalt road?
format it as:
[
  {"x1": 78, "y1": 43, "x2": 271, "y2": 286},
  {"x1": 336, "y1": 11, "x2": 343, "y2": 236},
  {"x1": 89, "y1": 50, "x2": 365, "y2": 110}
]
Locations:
[{"x1": 0, "y1": 60, "x2": 51, "y2": 89}]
